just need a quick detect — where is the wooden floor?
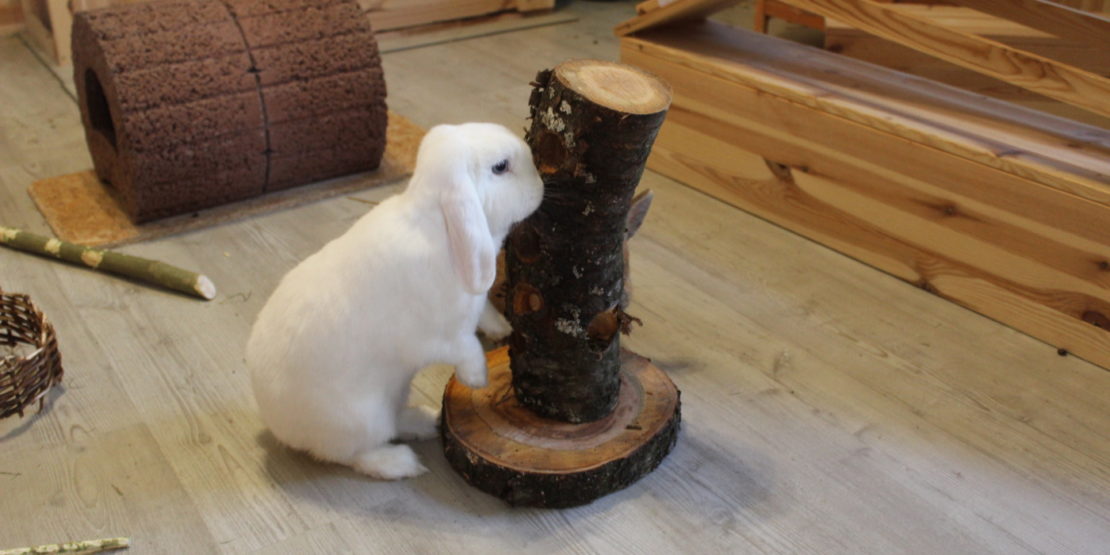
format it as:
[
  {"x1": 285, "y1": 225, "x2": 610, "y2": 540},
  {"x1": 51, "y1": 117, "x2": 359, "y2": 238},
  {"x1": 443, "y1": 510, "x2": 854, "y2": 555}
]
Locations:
[{"x1": 2, "y1": 1, "x2": 1108, "y2": 553}]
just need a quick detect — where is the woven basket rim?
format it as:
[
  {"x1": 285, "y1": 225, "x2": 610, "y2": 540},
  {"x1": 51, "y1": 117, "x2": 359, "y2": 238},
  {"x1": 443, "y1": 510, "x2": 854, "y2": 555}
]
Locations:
[{"x1": 1, "y1": 289, "x2": 64, "y2": 419}]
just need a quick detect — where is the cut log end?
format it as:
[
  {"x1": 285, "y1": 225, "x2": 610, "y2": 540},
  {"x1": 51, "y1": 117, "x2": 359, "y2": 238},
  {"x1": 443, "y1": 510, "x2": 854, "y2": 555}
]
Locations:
[
  {"x1": 441, "y1": 347, "x2": 681, "y2": 508},
  {"x1": 195, "y1": 275, "x2": 217, "y2": 300},
  {"x1": 555, "y1": 59, "x2": 672, "y2": 115}
]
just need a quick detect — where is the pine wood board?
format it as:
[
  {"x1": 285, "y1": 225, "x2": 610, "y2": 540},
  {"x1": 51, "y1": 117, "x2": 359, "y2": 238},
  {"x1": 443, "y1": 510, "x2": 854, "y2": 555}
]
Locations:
[
  {"x1": 614, "y1": 0, "x2": 741, "y2": 36},
  {"x1": 362, "y1": 0, "x2": 554, "y2": 32},
  {"x1": 17, "y1": 0, "x2": 53, "y2": 59},
  {"x1": 764, "y1": 0, "x2": 1110, "y2": 43},
  {"x1": 756, "y1": 0, "x2": 826, "y2": 31},
  {"x1": 1056, "y1": 0, "x2": 1108, "y2": 9},
  {"x1": 18, "y1": 0, "x2": 68, "y2": 63},
  {"x1": 825, "y1": 5, "x2": 1108, "y2": 70},
  {"x1": 376, "y1": 9, "x2": 577, "y2": 53},
  {"x1": 26, "y1": 112, "x2": 423, "y2": 248},
  {"x1": 944, "y1": 0, "x2": 1110, "y2": 50},
  {"x1": 777, "y1": 0, "x2": 1110, "y2": 117},
  {"x1": 623, "y1": 21, "x2": 1110, "y2": 207},
  {"x1": 0, "y1": 0, "x2": 21, "y2": 36},
  {"x1": 644, "y1": 106, "x2": 1110, "y2": 366},
  {"x1": 823, "y1": 5, "x2": 1110, "y2": 126},
  {"x1": 620, "y1": 27, "x2": 1110, "y2": 369}
]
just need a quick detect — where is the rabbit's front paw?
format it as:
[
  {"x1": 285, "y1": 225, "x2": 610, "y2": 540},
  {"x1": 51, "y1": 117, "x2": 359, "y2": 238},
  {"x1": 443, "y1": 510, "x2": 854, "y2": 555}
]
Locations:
[
  {"x1": 354, "y1": 445, "x2": 428, "y2": 480},
  {"x1": 455, "y1": 339, "x2": 490, "y2": 389},
  {"x1": 478, "y1": 301, "x2": 512, "y2": 341}
]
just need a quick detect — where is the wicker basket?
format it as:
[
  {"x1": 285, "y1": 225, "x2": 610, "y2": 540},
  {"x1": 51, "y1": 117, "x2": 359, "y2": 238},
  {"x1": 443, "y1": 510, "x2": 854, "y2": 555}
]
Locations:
[{"x1": 1, "y1": 289, "x2": 63, "y2": 419}]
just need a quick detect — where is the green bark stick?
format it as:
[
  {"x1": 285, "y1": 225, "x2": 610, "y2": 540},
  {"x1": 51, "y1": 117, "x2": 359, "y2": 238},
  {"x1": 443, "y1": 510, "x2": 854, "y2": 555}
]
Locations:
[
  {"x1": 0, "y1": 536, "x2": 130, "y2": 555},
  {"x1": 1, "y1": 226, "x2": 215, "y2": 300}
]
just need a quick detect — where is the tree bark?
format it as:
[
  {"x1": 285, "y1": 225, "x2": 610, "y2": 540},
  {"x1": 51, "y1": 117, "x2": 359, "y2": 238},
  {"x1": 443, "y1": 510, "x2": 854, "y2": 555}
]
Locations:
[
  {"x1": 442, "y1": 60, "x2": 680, "y2": 508},
  {"x1": 441, "y1": 347, "x2": 680, "y2": 508},
  {"x1": 506, "y1": 59, "x2": 671, "y2": 423}
]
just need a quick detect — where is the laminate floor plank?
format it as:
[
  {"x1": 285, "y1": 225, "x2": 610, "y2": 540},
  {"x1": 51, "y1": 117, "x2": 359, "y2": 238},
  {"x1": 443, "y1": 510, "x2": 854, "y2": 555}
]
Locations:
[{"x1": 0, "y1": 2, "x2": 1106, "y2": 553}]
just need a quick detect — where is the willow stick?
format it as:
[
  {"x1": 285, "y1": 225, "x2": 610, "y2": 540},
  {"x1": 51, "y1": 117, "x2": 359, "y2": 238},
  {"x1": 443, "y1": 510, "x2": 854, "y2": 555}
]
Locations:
[
  {"x1": 0, "y1": 227, "x2": 215, "y2": 300},
  {"x1": 0, "y1": 536, "x2": 130, "y2": 555}
]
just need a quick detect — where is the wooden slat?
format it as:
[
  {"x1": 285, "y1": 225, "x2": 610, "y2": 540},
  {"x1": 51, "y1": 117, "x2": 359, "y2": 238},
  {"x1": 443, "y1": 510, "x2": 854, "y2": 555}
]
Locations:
[
  {"x1": 824, "y1": 5, "x2": 1110, "y2": 126},
  {"x1": 626, "y1": 32, "x2": 1110, "y2": 254},
  {"x1": 1055, "y1": 0, "x2": 1107, "y2": 9},
  {"x1": 375, "y1": 10, "x2": 578, "y2": 53},
  {"x1": 614, "y1": 0, "x2": 740, "y2": 36},
  {"x1": 0, "y1": 0, "x2": 22, "y2": 36},
  {"x1": 513, "y1": 0, "x2": 554, "y2": 11},
  {"x1": 759, "y1": 0, "x2": 827, "y2": 31},
  {"x1": 642, "y1": 106, "x2": 1110, "y2": 367},
  {"x1": 825, "y1": 5, "x2": 1107, "y2": 69},
  {"x1": 361, "y1": 0, "x2": 553, "y2": 32},
  {"x1": 945, "y1": 0, "x2": 1110, "y2": 49},
  {"x1": 636, "y1": 0, "x2": 661, "y2": 14},
  {"x1": 778, "y1": 0, "x2": 1110, "y2": 118},
  {"x1": 623, "y1": 21, "x2": 1110, "y2": 207},
  {"x1": 17, "y1": 0, "x2": 54, "y2": 60},
  {"x1": 17, "y1": 0, "x2": 70, "y2": 63},
  {"x1": 620, "y1": 26, "x2": 1110, "y2": 368}
]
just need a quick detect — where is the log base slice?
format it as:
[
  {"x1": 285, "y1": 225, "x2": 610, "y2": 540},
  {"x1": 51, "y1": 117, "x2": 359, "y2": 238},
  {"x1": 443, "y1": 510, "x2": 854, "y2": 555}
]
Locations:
[{"x1": 441, "y1": 347, "x2": 681, "y2": 508}]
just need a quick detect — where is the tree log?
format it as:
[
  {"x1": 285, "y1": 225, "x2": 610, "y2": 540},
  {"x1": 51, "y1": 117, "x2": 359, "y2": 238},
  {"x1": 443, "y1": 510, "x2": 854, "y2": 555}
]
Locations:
[
  {"x1": 506, "y1": 59, "x2": 671, "y2": 423},
  {"x1": 442, "y1": 60, "x2": 680, "y2": 508},
  {"x1": 441, "y1": 347, "x2": 680, "y2": 508}
]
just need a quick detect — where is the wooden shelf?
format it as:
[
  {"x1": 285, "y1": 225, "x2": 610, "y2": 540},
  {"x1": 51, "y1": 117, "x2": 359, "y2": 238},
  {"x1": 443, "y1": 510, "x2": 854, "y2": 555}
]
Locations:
[{"x1": 616, "y1": 7, "x2": 1110, "y2": 368}]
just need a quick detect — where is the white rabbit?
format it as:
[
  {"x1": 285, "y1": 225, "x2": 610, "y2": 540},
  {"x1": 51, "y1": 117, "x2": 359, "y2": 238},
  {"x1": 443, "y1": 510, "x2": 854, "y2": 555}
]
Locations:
[{"x1": 246, "y1": 123, "x2": 543, "y2": 480}]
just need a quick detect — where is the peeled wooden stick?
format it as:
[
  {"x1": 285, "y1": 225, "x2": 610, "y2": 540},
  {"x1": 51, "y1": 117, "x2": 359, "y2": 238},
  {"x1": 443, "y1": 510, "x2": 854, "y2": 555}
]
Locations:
[
  {"x1": 0, "y1": 536, "x2": 130, "y2": 555},
  {"x1": 0, "y1": 226, "x2": 215, "y2": 300}
]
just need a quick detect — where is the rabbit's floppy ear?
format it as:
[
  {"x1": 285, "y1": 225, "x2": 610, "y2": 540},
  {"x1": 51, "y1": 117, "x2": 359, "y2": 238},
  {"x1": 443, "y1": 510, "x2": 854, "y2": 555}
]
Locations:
[{"x1": 440, "y1": 165, "x2": 496, "y2": 294}]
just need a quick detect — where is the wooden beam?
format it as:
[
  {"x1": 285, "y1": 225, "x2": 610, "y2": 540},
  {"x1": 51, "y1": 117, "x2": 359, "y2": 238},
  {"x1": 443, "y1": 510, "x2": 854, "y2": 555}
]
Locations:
[
  {"x1": 622, "y1": 28, "x2": 1110, "y2": 246},
  {"x1": 945, "y1": 0, "x2": 1110, "y2": 50},
  {"x1": 619, "y1": 24, "x2": 1110, "y2": 368},
  {"x1": 754, "y1": 0, "x2": 769, "y2": 32},
  {"x1": 1054, "y1": 0, "x2": 1107, "y2": 9},
  {"x1": 615, "y1": 0, "x2": 740, "y2": 36},
  {"x1": 758, "y1": 0, "x2": 827, "y2": 31},
  {"x1": 0, "y1": 0, "x2": 22, "y2": 36},
  {"x1": 362, "y1": 0, "x2": 554, "y2": 32},
  {"x1": 778, "y1": 0, "x2": 1110, "y2": 118},
  {"x1": 823, "y1": 5, "x2": 1110, "y2": 125},
  {"x1": 513, "y1": 0, "x2": 554, "y2": 11},
  {"x1": 644, "y1": 103, "x2": 1110, "y2": 368},
  {"x1": 622, "y1": 22, "x2": 1110, "y2": 206},
  {"x1": 824, "y1": 6, "x2": 1104, "y2": 70},
  {"x1": 18, "y1": 0, "x2": 55, "y2": 61},
  {"x1": 636, "y1": 0, "x2": 661, "y2": 14}
]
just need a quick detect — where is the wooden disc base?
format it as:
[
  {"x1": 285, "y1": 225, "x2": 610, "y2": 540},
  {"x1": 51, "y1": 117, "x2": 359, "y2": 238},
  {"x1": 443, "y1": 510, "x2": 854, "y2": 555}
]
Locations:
[{"x1": 441, "y1": 346, "x2": 681, "y2": 508}]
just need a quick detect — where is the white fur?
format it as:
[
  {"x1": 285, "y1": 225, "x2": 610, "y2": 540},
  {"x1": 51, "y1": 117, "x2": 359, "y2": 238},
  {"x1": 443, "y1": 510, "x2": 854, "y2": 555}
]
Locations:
[{"x1": 247, "y1": 123, "x2": 543, "y2": 479}]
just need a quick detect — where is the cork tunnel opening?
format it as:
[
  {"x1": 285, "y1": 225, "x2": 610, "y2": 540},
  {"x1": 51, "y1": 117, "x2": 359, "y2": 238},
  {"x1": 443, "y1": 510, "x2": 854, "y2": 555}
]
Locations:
[{"x1": 84, "y1": 69, "x2": 116, "y2": 150}]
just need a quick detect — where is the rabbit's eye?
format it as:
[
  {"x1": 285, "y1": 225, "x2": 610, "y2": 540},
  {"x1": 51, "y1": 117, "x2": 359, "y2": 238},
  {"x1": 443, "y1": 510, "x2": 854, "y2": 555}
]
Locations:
[{"x1": 492, "y1": 159, "x2": 510, "y2": 175}]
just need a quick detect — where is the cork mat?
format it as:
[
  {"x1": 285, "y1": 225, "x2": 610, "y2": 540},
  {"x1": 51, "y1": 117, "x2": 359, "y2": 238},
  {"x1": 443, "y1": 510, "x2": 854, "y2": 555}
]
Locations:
[{"x1": 28, "y1": 112, "x2": 424, "y2": 248}]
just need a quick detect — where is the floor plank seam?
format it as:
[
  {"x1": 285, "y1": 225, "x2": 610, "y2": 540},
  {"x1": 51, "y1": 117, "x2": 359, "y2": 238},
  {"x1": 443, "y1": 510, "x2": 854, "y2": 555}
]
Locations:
[{"x1": 16, "y1": 34, "x2": 76, "y2": 104}]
